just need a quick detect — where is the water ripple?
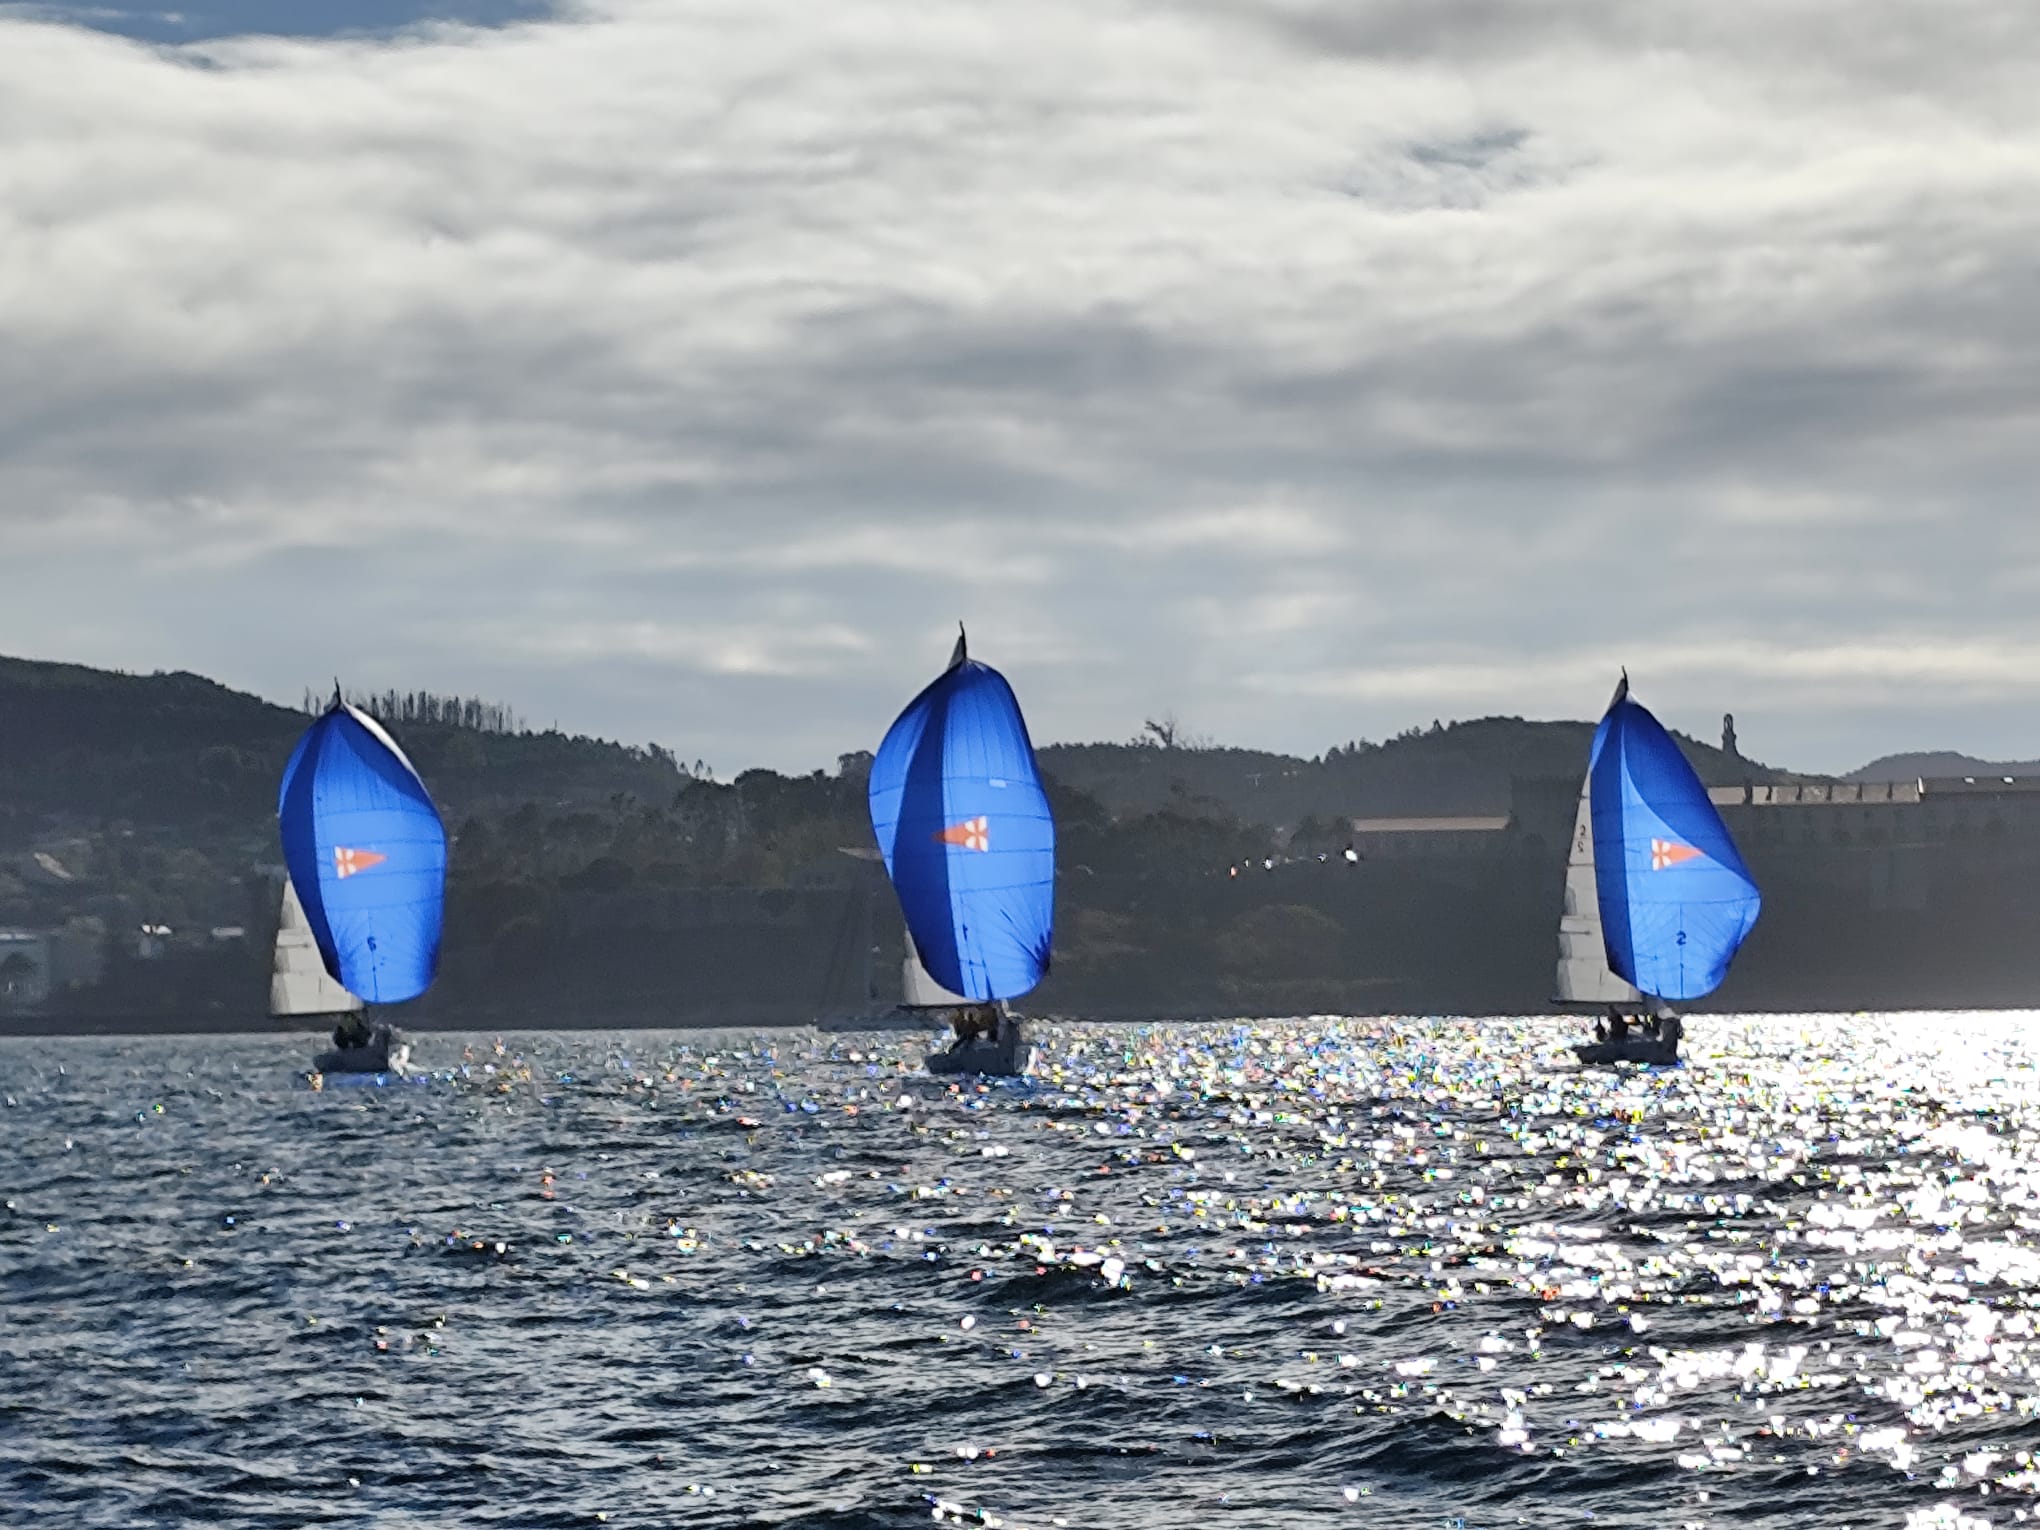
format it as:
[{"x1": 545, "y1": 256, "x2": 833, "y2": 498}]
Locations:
[{"x1": 2, "y1": 1013, "x2": 2038, "y2": 1528}]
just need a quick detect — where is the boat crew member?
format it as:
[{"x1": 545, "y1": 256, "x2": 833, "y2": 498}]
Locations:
[{"x1": 953, "y1": 1004, "x2": 997, "y2": 1044}]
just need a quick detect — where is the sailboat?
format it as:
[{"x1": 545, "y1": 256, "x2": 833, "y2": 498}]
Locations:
[
  {"x1": 867, "y1": 627, "x2": 1055, "y2": 1076},
  {"x1": 1563, "y1": 674, "x2": 1761, "y2": 1065},
  {"x1": 278, "y1": 690, "x2": 448, "y2": 1078}
]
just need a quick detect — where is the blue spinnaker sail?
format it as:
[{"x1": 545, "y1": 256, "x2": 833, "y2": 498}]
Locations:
[
  {"x1": 1589, "y1": 677, "x2": 1760, "y2": 1002},
  {"x1": 868, "y1": 631, "x2": 1055, "y2": 1002},
  {"x1": 277, "y1": 698, "x2": 447, "y2": 1005}
]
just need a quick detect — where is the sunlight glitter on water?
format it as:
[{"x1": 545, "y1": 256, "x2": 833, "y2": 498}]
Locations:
[{"x1": 1, "y1": 1012, "x2": 2037, "y2": 1529}]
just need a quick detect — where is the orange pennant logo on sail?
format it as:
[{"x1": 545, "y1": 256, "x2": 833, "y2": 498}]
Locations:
[
  {"x1": 334, "y1": 846, "x2": 387, "y2": 879},
  {"x1": 1650, "y1": 838, "x2": 1702, "y2": 871},
  {"x1": 936, "y1": 816, "x2": 990, "y2": 852}
]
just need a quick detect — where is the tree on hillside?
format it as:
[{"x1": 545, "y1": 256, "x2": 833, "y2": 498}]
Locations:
[
  {"x1": 1138, "y1": 713, "x2": 1211, "y2": 750},
  {"x1": 1142, "y1": 715, "x2": 1182, "y2": 749},
  {"x1": 305, "y1": 686, "x2": 527, "y2": 735}
]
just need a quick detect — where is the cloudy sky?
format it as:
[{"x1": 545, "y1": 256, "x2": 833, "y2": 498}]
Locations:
[{"x1": 3, "y1": 1, "x2": 2037, "y2": 774}]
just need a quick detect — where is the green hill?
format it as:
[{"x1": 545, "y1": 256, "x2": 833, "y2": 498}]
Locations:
[
  {"x1": 1847, "y1": 751, "x2": 2040, "y2": 783},
  {"x1": 0, "y1": 653, "x2": 1804, "y2": 844},
  {"x1": 0, "y1": 655, "x2": 684, "y2": 833},
  {"x1": 1042, "y1": 714, "x2": 1804, "y2": 827}
]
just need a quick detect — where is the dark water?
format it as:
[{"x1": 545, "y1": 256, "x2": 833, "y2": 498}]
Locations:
[{"x1": 3, "y1": 1015, "x2": 2037, "y2": 1530}]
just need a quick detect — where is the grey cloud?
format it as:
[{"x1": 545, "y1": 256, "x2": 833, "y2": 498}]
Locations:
[
  {"x1": 1407, "y1": 130, "x2": 1529, "y2": 172},
  {"x1": 1234, "y1": 0, "x2": 2033, "y2": 101},
  {"x1": 2, "y1": 0, "x2": 2039, "y2": 774}
]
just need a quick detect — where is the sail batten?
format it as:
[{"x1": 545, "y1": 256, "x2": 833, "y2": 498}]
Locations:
[
  {"x1": 277, "y1": 700, "x2": 447, "y2": 1006},
  {"x1": 1587, "y1": 685, "x2": 1761, "y2": 1002},
  {"x1": 868, "y1": 645, "x2": 1054, "y2": 1003}
]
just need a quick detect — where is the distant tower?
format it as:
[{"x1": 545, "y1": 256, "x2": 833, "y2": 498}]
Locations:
[{"x1": 1722, "y1": 713, "x2": 1739, "y2": 759}]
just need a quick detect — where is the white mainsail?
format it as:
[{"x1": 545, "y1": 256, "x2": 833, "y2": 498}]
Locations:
[
  {"x1": 1555, "y1": 772, "x2": 1644, "y2": 1006},
  {"x1": 900, "y1": 928, "x2": 970, "y2": 1009},
  {"x1": 271, "y1": 877, "x2": 363, "y2": 1018}
]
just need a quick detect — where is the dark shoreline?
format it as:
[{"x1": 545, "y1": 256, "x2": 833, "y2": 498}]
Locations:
[
  {"x1": 3, "y1": 1002, "x2": 2028, "y2": 1042},
  {"x1": 3, "y1": 1006, "x2": 1452, "y2": 1040}
]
